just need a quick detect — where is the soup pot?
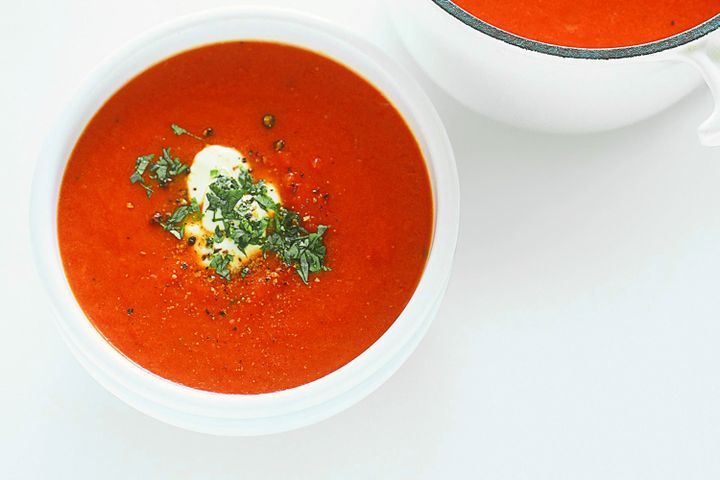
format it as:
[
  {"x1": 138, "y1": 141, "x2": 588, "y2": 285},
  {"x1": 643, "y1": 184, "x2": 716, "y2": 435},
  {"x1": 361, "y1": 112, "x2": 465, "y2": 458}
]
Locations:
[
  {"x1": 391, "y1": 0, "x2": 720, "y2": 143},
  {"x1": 30, "y1": 7, "x2": 459, "y2": 435}
]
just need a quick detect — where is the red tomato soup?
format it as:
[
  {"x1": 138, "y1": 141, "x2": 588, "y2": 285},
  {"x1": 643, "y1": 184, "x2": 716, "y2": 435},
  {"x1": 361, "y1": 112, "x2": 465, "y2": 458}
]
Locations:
[
  {"x1": 452, "y1": 0, "x2": 720, "y2": 48},
  {"x1": 58, "y1": 42, "x2": 433, "y2": 394}
]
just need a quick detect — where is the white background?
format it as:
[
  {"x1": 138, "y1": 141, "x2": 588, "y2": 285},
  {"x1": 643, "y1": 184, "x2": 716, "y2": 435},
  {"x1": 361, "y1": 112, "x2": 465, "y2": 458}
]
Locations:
[{"x1": 3, "y1": 0, "x2": 720, "y2": 478}]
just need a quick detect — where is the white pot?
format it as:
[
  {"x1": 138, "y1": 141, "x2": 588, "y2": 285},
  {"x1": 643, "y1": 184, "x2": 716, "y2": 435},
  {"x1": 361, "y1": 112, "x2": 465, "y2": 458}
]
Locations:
[
  {"x1": 30, "y1": 7, "x2": 459, "y2": 436},
  {"x1": 391, "y1": 0, "x2": 720, "y2": 143}
]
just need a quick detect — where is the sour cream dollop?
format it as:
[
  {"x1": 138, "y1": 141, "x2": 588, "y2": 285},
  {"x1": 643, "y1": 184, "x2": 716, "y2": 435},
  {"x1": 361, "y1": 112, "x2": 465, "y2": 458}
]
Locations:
[{"x1": 184, "y1": 145, "x2": 280, "y2": 272}]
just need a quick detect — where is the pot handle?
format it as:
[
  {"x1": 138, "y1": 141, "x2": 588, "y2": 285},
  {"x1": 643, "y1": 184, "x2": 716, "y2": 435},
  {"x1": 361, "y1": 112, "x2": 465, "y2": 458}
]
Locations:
[{"x1": 680, "y1": 34, "x2": 720, "y2": 146}]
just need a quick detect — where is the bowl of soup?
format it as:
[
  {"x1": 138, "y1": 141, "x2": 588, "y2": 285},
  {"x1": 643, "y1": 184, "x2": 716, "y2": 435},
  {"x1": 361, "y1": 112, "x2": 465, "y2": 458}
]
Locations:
[
  {"x1": 391, "y1": 0, "x2": 720, "y2": 143},
  {"x1": 30, "y1": 7, "x2": 459, "y2": 435}
]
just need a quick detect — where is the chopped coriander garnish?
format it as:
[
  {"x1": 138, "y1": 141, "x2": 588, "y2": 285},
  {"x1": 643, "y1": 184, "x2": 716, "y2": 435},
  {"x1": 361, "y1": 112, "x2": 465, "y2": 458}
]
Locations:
[
  {"x1": 130, "y1": 148, "x2": 189, "y2": 196},
  {"x1": 149, "y1": 148, "x2": 189, "y2": 187},
  {"x1": 171, "y1": 123, "x2": 204, "y2": 141},
  {"x1": 208, "y1": 252, "x2": 233, "y2": 280},
  {"x1": 202, "y1": 172, "x2": 329, "y2": 283},
  {"x1": 264, "y1": 208, "x2": 330, "y2": 283},
  {"x1": 130, "y1": 154, "x2": 153, "y2": 181},
  {"x1": 130, "y1": 154, "x2": 155, "y2": 197},
  {"x1": 159, "y1": 198, "x2": 200, "y2": 239},
  {"x1": 133, "y1": 123, "x2": 330, "y2": 285}
]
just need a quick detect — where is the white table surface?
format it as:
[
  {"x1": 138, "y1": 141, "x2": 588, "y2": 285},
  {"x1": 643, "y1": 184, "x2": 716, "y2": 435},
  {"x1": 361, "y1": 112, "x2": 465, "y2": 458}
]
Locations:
[{"x1": 4, "y1": 0, "x2": 720, "y2": 478}]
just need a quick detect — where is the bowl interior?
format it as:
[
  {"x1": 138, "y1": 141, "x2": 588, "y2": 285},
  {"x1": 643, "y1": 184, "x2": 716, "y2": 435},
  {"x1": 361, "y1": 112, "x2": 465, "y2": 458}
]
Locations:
[{"x1": 31, "y1": 7, "x2": 459, "y2": 424}]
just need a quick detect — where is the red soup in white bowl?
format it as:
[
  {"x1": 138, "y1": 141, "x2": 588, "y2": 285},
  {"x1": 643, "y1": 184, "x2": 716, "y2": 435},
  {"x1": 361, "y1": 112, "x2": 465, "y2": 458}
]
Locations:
[{"x1": 31, "y1": 7, "x2": 459, "y2": 435}]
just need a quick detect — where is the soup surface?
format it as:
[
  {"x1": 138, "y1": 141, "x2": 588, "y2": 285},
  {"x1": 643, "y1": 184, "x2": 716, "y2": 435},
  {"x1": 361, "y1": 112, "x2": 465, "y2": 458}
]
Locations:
[
  {"x1": 452, "y1": 0, "x2": 720, "y2": 48},
  {"x1": 58, "y1": 42, "x2": 433, "y2": 394}
]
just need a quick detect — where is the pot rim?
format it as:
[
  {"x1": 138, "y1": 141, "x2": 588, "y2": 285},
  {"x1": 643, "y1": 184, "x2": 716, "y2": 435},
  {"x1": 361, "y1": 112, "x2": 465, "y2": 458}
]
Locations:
[{"x1": 431, "y1": 0, "x2": 720, "y2": 60}]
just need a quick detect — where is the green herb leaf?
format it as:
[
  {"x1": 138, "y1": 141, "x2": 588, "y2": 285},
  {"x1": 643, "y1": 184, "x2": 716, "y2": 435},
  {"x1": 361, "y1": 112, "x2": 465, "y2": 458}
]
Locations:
[
  {"x1": 262, "y1": 206, "x2": 329, "y2": 284},
  {"x1": 149, "y1": 147, "x2": 189, "y2": 187},
  {"x1": 130, "y1": 154, "x2": 155, "y2": 197},
  {"x1": 160, "y1": 198, "x2": 200, "y2": 240},
  {"x1": 255, "y1": 193, "x2": 277, "y2": 212},
  {"x1": 170, "y1": 123, "x2": 204, "y2": 141},
  {"x1": 202, "y1": 172, "x2": 329, "y2": 283},
  {"x1": 131, "y1": 148, "x2": 189, "y2": 196},
  {"x1": 130, "y1": 154, "x2": 153, "y2": 180},
  {"x1": 208, "y1": 253, "x2": 233, "y2": 280}
]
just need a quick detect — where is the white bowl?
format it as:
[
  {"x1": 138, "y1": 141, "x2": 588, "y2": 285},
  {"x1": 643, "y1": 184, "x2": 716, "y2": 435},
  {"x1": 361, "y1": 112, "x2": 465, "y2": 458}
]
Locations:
[
  {"x1": 30, "y1": 6, "x2": 459, "y2": 436},
  {"x1": 391, "y1": 0, "x2": 720, "y2": 143}
]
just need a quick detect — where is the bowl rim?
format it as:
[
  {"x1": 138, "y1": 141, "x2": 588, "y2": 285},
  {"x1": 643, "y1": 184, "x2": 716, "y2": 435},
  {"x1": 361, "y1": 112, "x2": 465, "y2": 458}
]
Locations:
[
  {"x1": 431, "y1": 0, "x2": 720, "y2": 60},
  {"x1": 30, "y1": 6, "x2": 459, "y2": 430}
]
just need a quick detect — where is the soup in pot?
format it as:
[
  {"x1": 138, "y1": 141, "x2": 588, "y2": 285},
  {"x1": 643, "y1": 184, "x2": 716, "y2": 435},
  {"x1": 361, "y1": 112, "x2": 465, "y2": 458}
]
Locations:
[{"x1": 452, "y1": 0, "x2": 720, "y2": 48}]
